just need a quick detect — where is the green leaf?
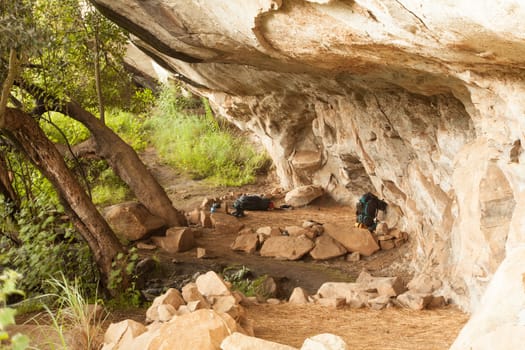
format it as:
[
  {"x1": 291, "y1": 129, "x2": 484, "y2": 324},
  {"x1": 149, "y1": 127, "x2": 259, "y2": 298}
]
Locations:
[
  {"x1": 0, "y1": 308, "x2": 17, "y2": 328},
  {"x1": 12, "y1": 333, "x2": 30, "y2": 350}
]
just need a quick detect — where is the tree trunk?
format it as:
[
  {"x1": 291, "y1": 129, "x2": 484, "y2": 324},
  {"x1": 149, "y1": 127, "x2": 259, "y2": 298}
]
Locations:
[
  {"x1": 3, "y1": 107, "x2": 126, "y2": 289},
  {"x1": 18, "y1": 80, "x2": 185, "y2": 227},
  {"x1": 65, "y1": 101, "x2": 186, "y2": 226},
  {"x1": 93, "y1": 28, "x2": 105, "y2": 124},
  {"x1": 0, "y1": 151, "x2": 18, "y2": 208}
]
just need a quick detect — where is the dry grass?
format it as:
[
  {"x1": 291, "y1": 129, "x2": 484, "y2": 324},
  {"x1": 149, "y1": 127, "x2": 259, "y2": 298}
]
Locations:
[{"x1": 246, "y1": 303, "x2": 468, "y2": 350}]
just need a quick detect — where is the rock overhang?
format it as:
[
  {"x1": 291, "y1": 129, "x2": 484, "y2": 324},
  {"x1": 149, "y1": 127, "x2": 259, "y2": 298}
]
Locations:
[{"x1": 90, "y1": 0, "x2": 525, "y2": 317}]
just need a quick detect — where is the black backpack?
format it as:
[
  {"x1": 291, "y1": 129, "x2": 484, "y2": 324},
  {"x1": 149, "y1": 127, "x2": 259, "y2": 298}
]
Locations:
[
  {"x1": 356, "y1": 192, "x2": 387, "y2": 230},
  {"x1": 233, "y1": 195, "x2": 272, "y2": 211}
]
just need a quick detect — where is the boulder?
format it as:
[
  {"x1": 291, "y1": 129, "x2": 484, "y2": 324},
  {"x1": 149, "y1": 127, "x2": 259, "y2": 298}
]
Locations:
[
  {"x1": 151, "y1": 227, "x2": 194, "y2": 253},
  {"x1": 284, "y1": 185, "x2": 324, "y2": 207},
  {"x1": 260, "y1": 236, "x2": 314, "y2": 260},
  {"x1": 301, "y1": 333, "x2": 349, "y2": 350},
  {"x1": 231, "y1": 233, "x2": 259, "y2": 254},
  {"x1": 316, "y1": 297, "x2": 346, "y2": 309},
  {"x1": 211, "y1": 212, "x2": 244, "y2": 234},
  {"x1": 212, "y1": 295, "x2": 245, "y2": 320},
  {"x1": 196, "y1": 271, "x2": 231, "y2": 297},
  {"x1": 181, "y1": 282, "x2": 210, "y2": 308},
  {"x1": 375, "y1": 222, "x2": 389, "y2": 235},
  {"x1": 187, "y1": 208, "x2": 201, "y2": 225},
  {"x1": 284, "y1": 226, "x2": 310, "y2": 237},
  {"x1": 368, "y1": 295, "x2": 392, "y2": 310},
  {"x1": 221, "y1": 332, "x2": 298, "y2": 350},
  {"x1": 356, "y1": 271, "x2": 406, "y2": 297},
  {"x1": 103, "y1": 202, "x2": 166, "y2": 241},
  {"x1": 396, "y1": 291, "x2": 434, "y2": 310},
  {"x1": 309, "y1": 235, "x2": 347, "y2": 260},
  {"x1": 146, "y1": 288, "x2": 186, "y2": 322},
  {"x1": 200, "y1": 210, "x2": 213, "y2": 228},
  {"x1": 407, "y1": 273, "x2": 443, "y2": 294},
  {"x1": 317, "y1": 282, "x2": 373, "y2": 308},
  {"x1": 346, "y1": 252, "x2": 360, "y2": 262},
  {"x1": 379, "y1": 239, "x2": 395, "y2": 250},
  {"x1": 323, "y1": 224, "x2": 379, "y2": 256},
  {"x1": 197, "y1": 247, "x2": 209, "y2": 258},
  {"x1": 103, "y1": 319, "x2": 147, "y2": 346},
  {"x1": 148, "y1": 309, "x2": 243, "y2": 350},
  {"x1": 289, "y1": 287, "x2": 309, "y2": 304}
]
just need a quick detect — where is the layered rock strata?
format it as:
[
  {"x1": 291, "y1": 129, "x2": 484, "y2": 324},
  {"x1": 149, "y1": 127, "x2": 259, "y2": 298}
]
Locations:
[{"x1": 90, "y1": 0, "x2": 525, "y2": 319}]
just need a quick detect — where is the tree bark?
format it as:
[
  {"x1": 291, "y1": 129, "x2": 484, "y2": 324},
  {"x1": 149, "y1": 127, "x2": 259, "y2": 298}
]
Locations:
[
  {"x1": 65, "y1": 100, "x2": 186, "y2": 226},
  {"x1": 0, "y1": 151, "x2": 18, "y2": 208},
  {"x1": 3, "y1": 107, "x2": 126, "y2": 289},
  {"x1": 18, "y1": 81, "x2": 185, "y2": 227}
]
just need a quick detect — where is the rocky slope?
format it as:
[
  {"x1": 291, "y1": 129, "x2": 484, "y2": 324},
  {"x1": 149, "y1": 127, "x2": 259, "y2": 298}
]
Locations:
[{"x1": 89, "y1": 0, "x2": 525, "y2": 346}]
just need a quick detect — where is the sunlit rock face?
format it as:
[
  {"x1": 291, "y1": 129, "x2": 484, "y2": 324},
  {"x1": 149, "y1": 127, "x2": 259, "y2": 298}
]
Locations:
[{"x1": 91, "y1": 0, "x2": 525, "y2": 312}]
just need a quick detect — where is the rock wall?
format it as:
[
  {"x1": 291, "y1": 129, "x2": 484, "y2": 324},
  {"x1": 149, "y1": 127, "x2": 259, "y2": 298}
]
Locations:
[{"x1": 90, "y1": 0, "x2": 525, "y2": 314}]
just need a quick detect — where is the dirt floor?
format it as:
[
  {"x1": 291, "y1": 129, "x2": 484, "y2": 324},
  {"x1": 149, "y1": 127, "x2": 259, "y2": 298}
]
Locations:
[
  {"x1": 11, "y1": 148, "x2": 469, "y2": 349},
  {"x1": 134, "y1": 148, "x2": 469, "y2": 349}
]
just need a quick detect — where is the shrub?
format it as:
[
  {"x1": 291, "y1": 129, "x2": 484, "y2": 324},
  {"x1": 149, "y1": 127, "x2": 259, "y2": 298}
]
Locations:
[
  {"x1": 0, "y1": 194, "x2": 99, "y2": 296},
  {"x1": 0, "y1": 270, "x2": 30, "y2": 350}
]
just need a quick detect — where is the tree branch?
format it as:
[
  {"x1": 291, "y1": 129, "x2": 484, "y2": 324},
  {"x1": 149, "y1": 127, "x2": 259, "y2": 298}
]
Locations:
[{"x1": 0, "y1": 50, "x2": 21, "y2": 127}]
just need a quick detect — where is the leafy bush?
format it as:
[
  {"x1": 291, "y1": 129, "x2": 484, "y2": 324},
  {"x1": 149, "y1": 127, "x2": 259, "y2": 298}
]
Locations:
[
  {"x1": 0, "y1": 270, "x2": 30, "y2": 350},
  {"x1": 0, "y1": 194, "x2": 99, "y2": 296},
  {"x1": 147, "y1": 85, "x2": 270, "y2": 186}
]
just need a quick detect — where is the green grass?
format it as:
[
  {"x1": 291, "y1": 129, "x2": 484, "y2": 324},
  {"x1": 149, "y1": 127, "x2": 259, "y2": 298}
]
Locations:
[{"x1": 147, "y1": 86, "x2": 270, "y2": 186}]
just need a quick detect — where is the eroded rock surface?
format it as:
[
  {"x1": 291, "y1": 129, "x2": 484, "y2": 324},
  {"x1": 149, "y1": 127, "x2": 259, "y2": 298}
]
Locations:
[{"x1": 91, "y1": 0, "x2": 525, "y2": 333}]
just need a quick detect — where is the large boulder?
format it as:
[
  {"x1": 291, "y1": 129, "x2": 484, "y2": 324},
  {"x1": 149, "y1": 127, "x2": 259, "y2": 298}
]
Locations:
[
  {"x1": 285, "y1": 185, "x2": 324, "y2": 207},
  {"x1": 323, "y1": 224, "x2": 379, "y2": 256},
  {"x1": 260, "y1": 236, "x2": 315, "y2": 260},
  {"x1": 309, "y1": 235, "x2": 347, "y2": 260},
  {"x1": 103, "y1": 202, "x2": 166, "y2": 241},
  {"x1": 151, "y1": 227, "x2": 195, "y2": 253},
  {"x1": 148, "y1": 309, "x2": 243, "y2": 350},
  {"x1": 221, "y1": 332, "x2": 297, "y2": 350}
]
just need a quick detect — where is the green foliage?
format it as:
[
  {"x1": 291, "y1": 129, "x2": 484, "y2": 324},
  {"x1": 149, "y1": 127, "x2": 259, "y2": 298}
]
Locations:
[
  {"x1": 40, "y1": 111, "x2": 91, "y2": 145},
  {"x1": 148, "y1": 85, "x2": 270, "y2": 186},
  {"x1": 90, "y1": 167, "x2": 130, "y2": 206},
  {"x1": 43, "y1": 274, "x2": 107, "y2": 350},
  {"x1": 0, "y1": 194, "x2": 99, "y2": 295},
  {"x1": 108, "y1": 248, "x2": 139, "y2": 293},
  {"x1": 0, "y1": 270, "x2": 30, "y2": 350},
  {"x1": 222, "y1": 266, "x2": 270, "y2": 298},
  {"x1": 105, "y1": 109, "x2": 148, "y2": 151}
]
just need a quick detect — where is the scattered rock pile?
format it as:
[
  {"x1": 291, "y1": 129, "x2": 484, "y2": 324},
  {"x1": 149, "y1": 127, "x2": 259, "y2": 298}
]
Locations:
[
  {"x1": 102, "y1": 268, "x2": 446, "y2": 349},
  {"x1": 108, "y1": 190, "x2": 406, "y2": 262},
  {"x1": 287, "y1": 270, "x2": 446, "y2": 311},
  {"x1": 101, "y1": 270, "x2": 349, "y2": 350},
  {"x1": 231, "y1": 220, "x2": 408, "y2": 261}
]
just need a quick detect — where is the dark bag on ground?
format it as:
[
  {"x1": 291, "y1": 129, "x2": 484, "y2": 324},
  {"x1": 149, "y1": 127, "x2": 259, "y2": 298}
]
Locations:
[
  {"x1": 355, "y1": 192, "x2": 387, "y2": 230},
  {"x1": 233, "y1": 195, "x2": 272, "y2": 211}
]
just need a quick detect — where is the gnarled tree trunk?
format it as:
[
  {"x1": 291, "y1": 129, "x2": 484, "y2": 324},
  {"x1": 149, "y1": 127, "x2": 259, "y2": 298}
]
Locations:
[
  {"x1": 20, "y1": 81, "x2": 185, "y2": 227},
  {"x1": 3, "y1": 107, "x2": 126, "y2": 289},
  {"x1": 65, "y1": 101, "x2": 186, "y2": 226},
  {"x1": 20, "y1": 81, "x2": 186, "y2": 226}
]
